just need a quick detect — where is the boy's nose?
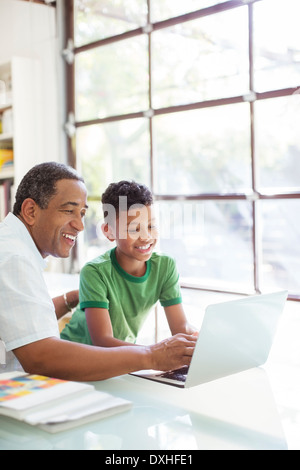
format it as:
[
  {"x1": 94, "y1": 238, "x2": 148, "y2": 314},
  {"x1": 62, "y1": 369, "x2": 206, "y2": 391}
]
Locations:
[{"x1": 139, "y1": 226, "x2": 150, "y2": 240}]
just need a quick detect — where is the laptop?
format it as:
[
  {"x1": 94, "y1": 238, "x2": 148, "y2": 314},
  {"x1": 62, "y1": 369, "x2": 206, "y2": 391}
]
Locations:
[{"x1": 131, "y1": 290, "x2": 288, "y2": 388}]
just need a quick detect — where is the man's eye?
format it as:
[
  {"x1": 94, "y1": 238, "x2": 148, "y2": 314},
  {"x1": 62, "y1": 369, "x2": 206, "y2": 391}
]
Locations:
[{"x1": 59, "y1": 210, "x2": 73, "y2": 214}]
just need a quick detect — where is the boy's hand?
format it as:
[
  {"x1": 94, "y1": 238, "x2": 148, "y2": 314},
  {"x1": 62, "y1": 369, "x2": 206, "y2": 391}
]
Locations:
[{"x1": 148, "y1": 334, "x2": 197, "y2": 372}]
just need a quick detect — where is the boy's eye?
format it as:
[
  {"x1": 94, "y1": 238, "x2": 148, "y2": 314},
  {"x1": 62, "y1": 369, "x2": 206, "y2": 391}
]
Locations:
[{"x1": 128, "y1": 227, "x2": 139, "y2": 233}]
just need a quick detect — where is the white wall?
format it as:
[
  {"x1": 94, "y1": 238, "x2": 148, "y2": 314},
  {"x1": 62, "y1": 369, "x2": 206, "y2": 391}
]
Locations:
[
  {"x1": 0, "y1": 0, "x2": 66, "y2": 175},
  {"x1": 0, "y1": 0, "x2": 70, "y2": 273}
]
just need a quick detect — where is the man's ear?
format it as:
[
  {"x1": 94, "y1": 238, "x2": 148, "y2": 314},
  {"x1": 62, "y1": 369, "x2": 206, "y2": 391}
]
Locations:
[
  {"x1": 20, "y1": 198, "x2": 39, "y2": 226},
  {"x1": 101, "y1": 223, "x2": 116, "y2": 242}
]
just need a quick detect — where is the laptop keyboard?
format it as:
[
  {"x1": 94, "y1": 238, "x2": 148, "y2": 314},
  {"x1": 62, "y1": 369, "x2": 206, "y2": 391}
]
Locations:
[{"x1": 160, "y1": 365, "x2": 189, "y2": 382}]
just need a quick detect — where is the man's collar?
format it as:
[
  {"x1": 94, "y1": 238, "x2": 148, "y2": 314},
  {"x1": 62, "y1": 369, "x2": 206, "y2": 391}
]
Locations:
[{"x1": 4, "y1": 212, "x2": 48, "y2": 269}]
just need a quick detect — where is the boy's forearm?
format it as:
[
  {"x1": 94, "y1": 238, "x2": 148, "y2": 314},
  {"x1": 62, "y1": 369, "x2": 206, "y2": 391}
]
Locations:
[{"x1": 164, "y1": 305, "x2": 198, "y2": 336}]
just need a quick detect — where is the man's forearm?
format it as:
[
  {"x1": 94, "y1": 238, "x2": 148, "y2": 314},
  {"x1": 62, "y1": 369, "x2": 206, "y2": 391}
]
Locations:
[
  {"x1": 13, "y1": 334, "x2": 196, "y2": 382},
  {"x1": 13, "y1": 337, "x2": 151, "y2": 382}
]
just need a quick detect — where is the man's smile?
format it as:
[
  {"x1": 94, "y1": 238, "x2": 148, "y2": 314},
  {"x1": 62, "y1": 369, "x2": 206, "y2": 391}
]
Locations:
[{"x1": 62, "y1": 233, "x2": 77, "y2": 244}]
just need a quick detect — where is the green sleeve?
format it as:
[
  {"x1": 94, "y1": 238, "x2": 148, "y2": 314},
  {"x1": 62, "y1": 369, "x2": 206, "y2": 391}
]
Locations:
[
  {"x1": 79, "y1": 263, "x2": 109, "y2": 310},
  {"x1": 159, "y1": 256, "x2": 182, "y2": 307}
]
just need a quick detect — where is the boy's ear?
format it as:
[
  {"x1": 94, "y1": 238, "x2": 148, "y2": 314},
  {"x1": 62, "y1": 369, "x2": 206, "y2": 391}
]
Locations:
[
  {"x1": 101, "y1": 223, "x2": 116, "y2": 242},
  {"x1": 20, "y1": 198, "x2": 39, "y2": 226}
]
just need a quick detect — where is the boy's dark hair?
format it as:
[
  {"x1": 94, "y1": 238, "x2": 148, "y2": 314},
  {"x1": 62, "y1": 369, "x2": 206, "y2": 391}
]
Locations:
[
  {"x1": 101, "y1": 180, "x2": 153, "y2": 217},
  {"x1": 13, "y1": 161, "x2": 84, "y2": 216}
]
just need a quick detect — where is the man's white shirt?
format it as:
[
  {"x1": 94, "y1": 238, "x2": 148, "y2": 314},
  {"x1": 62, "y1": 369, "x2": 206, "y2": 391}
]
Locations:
[{"x1": 0, "y1": 213, "x2": 60, "y2": 370}]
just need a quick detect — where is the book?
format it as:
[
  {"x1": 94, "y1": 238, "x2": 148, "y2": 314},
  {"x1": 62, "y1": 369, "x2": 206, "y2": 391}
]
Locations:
[
  {"x1": 0, "y1": 148, "x2": 13, "y2": 171},
  {"x1": 0, "y1": 180, "x2": 12, "y2": 220},
  {"x1": 0, "y1": 372, "x2": 132, "y2": 433},
  {"x1": 0, "y1": 184, "x2": 5, "y2": 220}
]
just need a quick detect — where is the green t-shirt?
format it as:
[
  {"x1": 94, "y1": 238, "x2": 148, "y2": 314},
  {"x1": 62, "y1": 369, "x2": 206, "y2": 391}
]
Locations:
[{"x1": 60, "y1": 248, "x2": 182, "y2": 345}]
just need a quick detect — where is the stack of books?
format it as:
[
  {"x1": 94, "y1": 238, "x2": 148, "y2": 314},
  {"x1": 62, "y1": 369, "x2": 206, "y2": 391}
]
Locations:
[
  {"x1": 0, "y1": 147, "x2": 13, "y2": 175},
  {"x1": 0, "y1": 371, "x2": 132, "y2": 433}
]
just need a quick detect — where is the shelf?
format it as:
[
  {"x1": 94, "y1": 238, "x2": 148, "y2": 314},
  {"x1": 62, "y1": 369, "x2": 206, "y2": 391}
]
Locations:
[
  {"x1": 0, "y1": 166, "x2": 14, "y2": 180},
  {"x1": 0, "y1": 133, "x2": 13, "y2": 141},
  {"x1": 0, "y1": 103, "x2": 12, "y2": 113}
]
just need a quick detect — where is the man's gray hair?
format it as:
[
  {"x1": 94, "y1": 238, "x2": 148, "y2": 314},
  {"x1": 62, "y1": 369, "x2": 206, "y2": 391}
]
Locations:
[{"x1": 13, "y1": 161, "x2": 84, "y2": 215}]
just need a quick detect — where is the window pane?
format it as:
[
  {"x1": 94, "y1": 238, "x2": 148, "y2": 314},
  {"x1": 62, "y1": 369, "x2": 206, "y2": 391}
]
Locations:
[
  {"x1": 150, "y1": 0, "x2": 226, "y2": 22},
  {"x1": 72, "y1": 0, "x2": 300, "y2": 299},
  {"x1": 78, "y1": 200, "x2": 112, "y2": 267},
  {"x1": 76, "y1": 119, "x2": 151, "y2": 197},
  {"x1": 253, "y1": 0, "x2": 300, "y2": 92},
  {"x1": 74, "y1": 0, "x2": 148, "y2": 47},
  {"x1": 261, "y1": 200, "x2": 300, "y2": 294},
  {"x1": 157, "y1": 200, "x2": 254, "y2": 292},
  {"x1": 255, "y1": 95, "x2": 300, "y2": 191},
  {"x1": 75, "y1": 36, "x2": 149, "y2": 121},
  {"x1": 151, "y1": 7, "x2": 249, "y2": 108},
  {"x1": 153, "y1": 104, "x2": 251, "y2": 195}
]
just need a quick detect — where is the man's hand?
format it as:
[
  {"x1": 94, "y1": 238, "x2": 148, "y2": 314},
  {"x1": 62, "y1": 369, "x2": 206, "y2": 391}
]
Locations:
[{"x1": 148, "y1": 334, "x2": 197, "y2": 372}]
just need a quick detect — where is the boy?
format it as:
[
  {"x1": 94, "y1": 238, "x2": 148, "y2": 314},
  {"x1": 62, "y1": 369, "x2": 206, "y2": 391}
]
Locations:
[{"x1": 61, "y1": 180, "x2": 197, "y2": 347}]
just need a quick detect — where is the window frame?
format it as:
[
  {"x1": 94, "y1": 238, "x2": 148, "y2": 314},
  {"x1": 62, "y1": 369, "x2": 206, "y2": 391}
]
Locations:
[{"x1": 64, "y1": 0, "x2": 300, "y2": 301}]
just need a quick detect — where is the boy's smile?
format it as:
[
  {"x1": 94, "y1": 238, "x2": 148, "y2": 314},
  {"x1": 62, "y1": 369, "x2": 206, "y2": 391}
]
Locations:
[{"x1": 135, "y1": 242, "x2": 152, "y2": 254}]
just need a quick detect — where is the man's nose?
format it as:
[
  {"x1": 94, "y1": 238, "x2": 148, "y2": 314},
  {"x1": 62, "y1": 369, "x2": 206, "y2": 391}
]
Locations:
[{"x1": 71, "y1": 214, "x2": 84, "y2": 232}]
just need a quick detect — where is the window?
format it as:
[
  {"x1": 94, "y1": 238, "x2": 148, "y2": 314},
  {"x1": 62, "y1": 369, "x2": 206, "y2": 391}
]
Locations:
[{"x1": 65, "y1": 0, "x2": 300, "y2": 300}]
